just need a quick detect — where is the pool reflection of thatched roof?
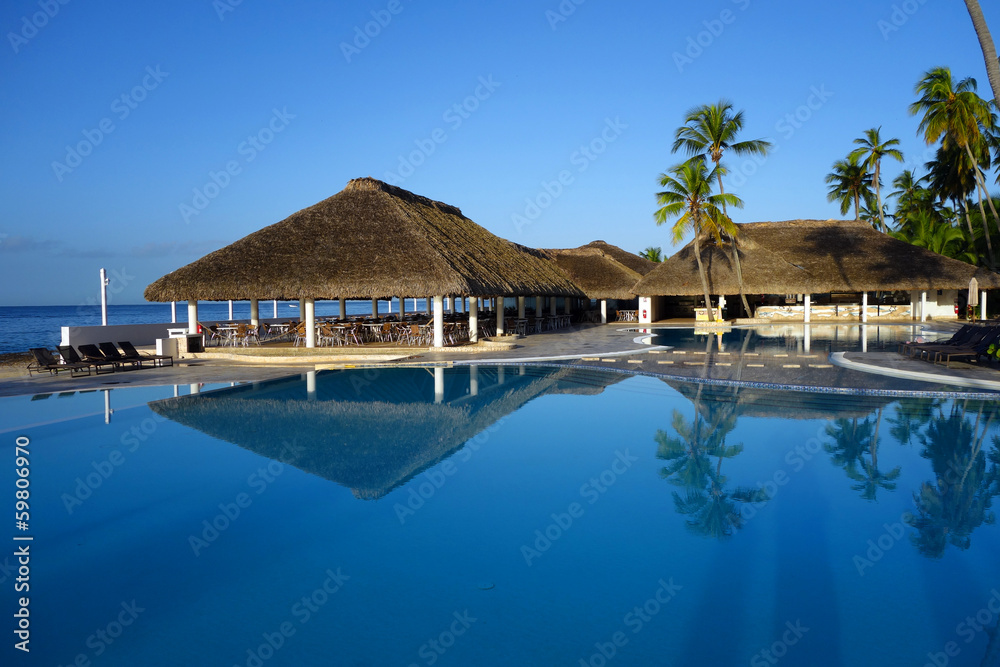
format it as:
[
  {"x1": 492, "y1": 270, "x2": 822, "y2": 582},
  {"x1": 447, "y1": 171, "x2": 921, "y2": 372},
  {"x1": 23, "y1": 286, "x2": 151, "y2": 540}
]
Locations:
[
  {"x1": 148, "y1": 366, "x2": 622, "y2": 499},
  {"x1": 661, "y1": 379, "x2": 894, "y2": 421},
  {"x1": 634, "y1": 220, "x2": 1000, "y2": 296},
  {"x1": 538, "y1": 246, "x2": 644, "y2": 300},
  {"x1": 144, "y1": 177, "x2": 584, "y2": 302}
]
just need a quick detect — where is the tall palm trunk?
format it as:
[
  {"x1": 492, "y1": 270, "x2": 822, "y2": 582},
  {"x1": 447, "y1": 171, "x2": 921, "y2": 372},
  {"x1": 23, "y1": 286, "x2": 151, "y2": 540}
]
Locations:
[
  {"x1": 692, "y1": 232, "x2": 716, "y2": 321},
  {"x1": 873, "y1": 161, "x2": 888, "y2": 232},
  {"x1": 964, "y1": 0, "x2": 1000, "y2": 105},
  {"x1": 964, "y1": 142, "x2": 997, "y2": 266},
  {"x1": 853, "y1": 190, "x2": 861, "y2": 220},
  {"x1": 715, "y1": 170, "x2": 752, "y2": 316}
]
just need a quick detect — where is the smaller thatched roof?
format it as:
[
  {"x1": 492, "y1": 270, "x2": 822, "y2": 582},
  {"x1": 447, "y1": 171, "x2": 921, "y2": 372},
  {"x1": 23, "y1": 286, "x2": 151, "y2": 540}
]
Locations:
[
  {"x1": 635, "y1": 220, "x2": 1000, "y2": 296},
  {"x1": 581, "y1": 240, "x2": 658, "y2": 275},
  {"x1": 538, "y1": 246, "x2": 643, "y2": 300},
  {"x1": 145, "y1": 177, "x2": 584, "y2": 302}
]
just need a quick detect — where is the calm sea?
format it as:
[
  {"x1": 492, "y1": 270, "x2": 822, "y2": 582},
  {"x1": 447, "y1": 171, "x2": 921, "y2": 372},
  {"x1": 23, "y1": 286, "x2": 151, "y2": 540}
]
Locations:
[{"x1": 0, "y1": 300, "x2": 431, "y2": 355}]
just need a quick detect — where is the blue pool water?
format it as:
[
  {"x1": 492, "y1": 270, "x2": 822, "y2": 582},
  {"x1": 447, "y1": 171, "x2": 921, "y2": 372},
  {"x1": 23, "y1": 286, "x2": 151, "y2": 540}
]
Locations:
[
  {"x1": 644, "y1": 323, "x2": 933, "y2": 354},
  {"x1": 2, "y1": 366, "x2": 999, "y2": 666}
]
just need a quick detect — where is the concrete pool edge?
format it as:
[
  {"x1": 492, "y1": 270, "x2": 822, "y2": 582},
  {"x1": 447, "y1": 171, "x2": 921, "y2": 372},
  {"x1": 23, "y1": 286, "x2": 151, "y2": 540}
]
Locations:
[{"x1": 829, "y1": 352, "x2": 1000, "y2": 392}]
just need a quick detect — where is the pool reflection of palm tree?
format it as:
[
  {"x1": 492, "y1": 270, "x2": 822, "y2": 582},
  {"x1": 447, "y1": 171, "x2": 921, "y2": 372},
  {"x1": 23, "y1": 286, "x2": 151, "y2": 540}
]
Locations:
[
  {"x1": 824, "y1": 409, "x2": 902, "y2": 501},
  {"x1": 656, "y1": 402, "x2": 766, "y2": 539},
  {"x1": 906, "y1": 402, "x2": 999, "y2": 558}
]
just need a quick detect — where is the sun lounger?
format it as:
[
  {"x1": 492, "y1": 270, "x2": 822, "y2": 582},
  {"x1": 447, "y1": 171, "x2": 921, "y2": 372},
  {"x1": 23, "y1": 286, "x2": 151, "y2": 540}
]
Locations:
[
  {"x1": 78, "y1": 343, "x2": 141, "y2": 371},
  {"x1": 904, "y1": 325, "x2": 985, "y2": 360},
  {"x1": 898, "y1": 325, "x2": 974, "y2": 358},
  {"x1": 28, "y1": 348, "x2": 92, "y2": 377},
  {"x1": 99, "y1": 342, "x2": 155, "y2": 369},
  {"x1": 933, "y1": 327, "x2": 1000, "y2": 367},
  {"x1": 118, "y1": 341, "x2": 173, "y2": 367},
  {"x1": 59, "y1": 345, "x2": 116, "y2": 374}
]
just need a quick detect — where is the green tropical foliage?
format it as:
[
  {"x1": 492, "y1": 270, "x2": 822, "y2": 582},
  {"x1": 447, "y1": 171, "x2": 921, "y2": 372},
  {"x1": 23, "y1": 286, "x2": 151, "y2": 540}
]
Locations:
[{"x1": 639, "y1": 246, "x2": 663, "y2": 263}]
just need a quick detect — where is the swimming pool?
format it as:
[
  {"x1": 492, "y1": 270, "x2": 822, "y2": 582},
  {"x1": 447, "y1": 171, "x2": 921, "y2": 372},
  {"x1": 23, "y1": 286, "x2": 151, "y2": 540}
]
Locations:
[
  {"x1": 641, "y1": 323, "x2": 935, "y2": 354},
  {"x1": 2, "y1": 366, "x2": 998, "y2": 665}
]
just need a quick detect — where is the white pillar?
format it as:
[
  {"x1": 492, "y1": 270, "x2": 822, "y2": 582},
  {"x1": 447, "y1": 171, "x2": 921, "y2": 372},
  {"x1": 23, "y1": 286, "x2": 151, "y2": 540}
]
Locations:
[
  {"x1": 433, "y1": 295, "x2": 444, "y2": 348},
  {"x1": 304, "y1": 297, "x2": 316, "y2": 348},
  {"x1": 273, "y1": 300, "x2": 278, "y2": 318},
  {"x1": 398, "y1": 296, "x2": 406, "y2": 320},
  {"x1": 861, "y1": 292, "x2": 868, "y2": 323},
  {"x1": 306, "y1": 370, "x2": 316, "y2": 399},
  {"x1": 497, "y1": 298, "x2": 505, "y2": 335},
  {"x1": 171, "y1": 301, "x2": 177, "y2": 323},
  {"x1": 803, "y1": 294, "x2": 811, "y2": 323},
  {"x1": 804, "y1": 323, "x2": 811, "y2": 353},
  {"x1": 920, "y1": 291, "x2": 927, "y2": 322},
  {"x1": 434, "y1": 366, "x2": 445, "y2": 404},
  {"x1": 982, "y1": 290, "x2": 988, "y2": 320},
  {"x1": 517, "y1": 296, "x2": 525, "y2": 319},
  {"x1": 861, "y1": 324, "x2": 868, "y2": 353},
  {"x1": 535, "y1": 296, "x2": 543, "y2": 317},
  {"x1": 339, "y1": 298, "x2": 346, "y2": 320},
  {"x1": 469, "y1": 297, "x2": 478, "y2": 343},
  {"x1": 188, "y1": 300, "x2": 199, "y2": 334},
  {"x1": 600, "y1": 299, "x2": 608, "y2": 324},
  {"x1": 228, "y1": 300, "x2": 234, "y2": 320},
  {"x1": 250, "y1": 298, "x2": 259, "y2": 326},
  {"x1": 470, "y1": 365, "x2": 479, "y2": 396},
  {"x1": 189, "y1": 383, "x2": 201, "y2": 395},
  {"x1": 100, "y1": 268, "x2": 108, "y2": 326},
  {"x1": 412, "y1": 298, "x2": 418, "y2": 312},
  {"x1": 718, "y1": 295, "x2": 726, "y2": 320},
  {"x1": 371, "y1": 298, "x2": 378, "y2": 318}
]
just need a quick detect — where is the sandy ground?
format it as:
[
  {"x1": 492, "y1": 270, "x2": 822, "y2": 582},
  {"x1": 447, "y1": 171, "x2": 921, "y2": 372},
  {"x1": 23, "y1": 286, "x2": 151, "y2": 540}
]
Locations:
[{"x1": 0, "y1": 352, "x2": 32, "y2": 378}]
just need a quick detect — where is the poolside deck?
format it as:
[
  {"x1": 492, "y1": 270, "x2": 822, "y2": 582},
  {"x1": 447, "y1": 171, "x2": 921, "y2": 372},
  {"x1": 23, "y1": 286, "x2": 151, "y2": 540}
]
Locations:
[{"x1": 3, "y1": 321, "x2": 999, "y2": 398}]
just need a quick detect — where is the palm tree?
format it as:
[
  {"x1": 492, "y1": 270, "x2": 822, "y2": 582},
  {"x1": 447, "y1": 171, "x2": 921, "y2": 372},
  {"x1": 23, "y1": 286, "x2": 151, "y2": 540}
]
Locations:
[
  {"x1": 655, "y1": 158, "x2": 742, "y2": 322},
  {"x1": 909, "y1": 67, "x2": 998, "y2": 266},
  {"x1": 639, "y1": 246, "x2": 663, "y2": 263},
  {"x1": 673, "y1": 101, "x2": 771, "y2": 316},
  {"x1": 849, "y1": 127, "x2": 904, "y2": 233},
  {"x1": 890, "y1": 210, "x2": 976, "y2": 263},
  {"x1": 963, "y1": 0, "x2": 1000, "y2": 105},
  {"x1": 825, "y1": 154, "x2": 873, "y2": 220}
]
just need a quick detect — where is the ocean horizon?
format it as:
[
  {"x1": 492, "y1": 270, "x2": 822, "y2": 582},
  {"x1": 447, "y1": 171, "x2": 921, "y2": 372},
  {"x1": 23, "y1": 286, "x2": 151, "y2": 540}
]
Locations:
[{"x1": 0, "y1": 299, "x2": 430, "y2": 355}]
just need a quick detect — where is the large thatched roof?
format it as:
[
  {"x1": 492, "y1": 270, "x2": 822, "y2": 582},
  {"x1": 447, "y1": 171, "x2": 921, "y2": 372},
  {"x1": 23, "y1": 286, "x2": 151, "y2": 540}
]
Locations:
[
  {"x1": 539, "y1": 246, "x2": 643, "y2": 300},
  {"x1": 145, "y1": 177, "x2": 584, "y2": 301},
  {"x1": 148, "y1": 366, "x2": 622, "y2": 499},
  {"x1": 580, "y1": 240, "x2": 658, "y2": 275},
  {"x1": 635, "y1": 219, "x2": 1000, "y2": 296}
]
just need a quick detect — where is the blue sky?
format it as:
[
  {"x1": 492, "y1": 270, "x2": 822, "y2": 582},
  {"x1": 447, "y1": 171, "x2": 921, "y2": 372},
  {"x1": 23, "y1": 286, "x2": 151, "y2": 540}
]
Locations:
[{"x1": 0, "y1": 0, "x2": 993, "y2": 305}]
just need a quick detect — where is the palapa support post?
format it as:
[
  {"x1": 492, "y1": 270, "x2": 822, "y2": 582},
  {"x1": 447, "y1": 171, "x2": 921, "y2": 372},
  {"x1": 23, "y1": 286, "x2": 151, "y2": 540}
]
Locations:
[
  {"x1": 304, "y1": 298, "x2": 316, "y2": 348},
  {"x1": 398, "y1": 296, "x2": 406, "y2": 320},
  {"x1": 496, "y1": 297, "x2": 505, "y2": 335},
  {"x1": 171, "y1": 301, "x2": 177, "y2": 324},
  {"x1": 550, "y1": 296, "x2": 557, "y2": 317},
  {"x1": 600, "y1": 299, "x2": 607, "y2": 324},
  {"x1": 920, "y1": 291, "x2": 927, "y2": 322},
  {"x1": 433, "y1": 296, "x2": 444, "y2": 348},
  {"x1": 803, "y1": 295, "x2": 811, "y2": 323},
  {"x1": 339, "y1": 298, "x2": 346, "y2": 320},
  {"x1": 517, "y1": 296, "x2": 525, "y2": 319},
  {"x1": 273, "y1": 300, "x2": 278, "y2": 318},
  {"x1": 228, "y1": 300, "x2": 234, "y2": 320},
  {"x1": 371, "y1": 298, "x2": 378, "y2": 318},
  {"x1": 535, "y1": 295, "x2": 543, "y2": 318},
  {"x1": 861, "y1": 292, "x2": 867, "y2": 323},
  {"x1": 187, "y1": 300, "x2": 199, "y2": 334},
  {"x1": 250, "y1": 298, "x2": 259, "y2": 326},
  {"x1": 469, "y1": 297, "x2": 478, "y2": 343}
]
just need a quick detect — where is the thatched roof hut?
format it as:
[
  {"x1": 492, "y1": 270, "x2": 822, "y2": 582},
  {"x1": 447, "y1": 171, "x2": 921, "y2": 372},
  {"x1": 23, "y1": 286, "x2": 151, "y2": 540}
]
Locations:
[
  {"x1": 538, "y1": 246, "x2": 643, "y2": 300},
  {"x1": 148, "y1": 366, "x2": 620, "y2": 499},
  {"x1": 580, "y1": 240, "x2": 658, "y2": 275},
  {"x1": 634, "y1": 219, "x2": 1000, "y2": 295},
  {"x1": 145, "y1": 177, "x2": 584, "y2": 302}
]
